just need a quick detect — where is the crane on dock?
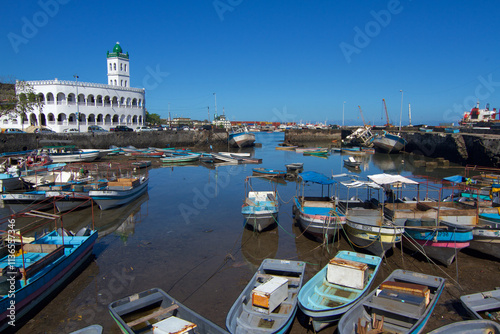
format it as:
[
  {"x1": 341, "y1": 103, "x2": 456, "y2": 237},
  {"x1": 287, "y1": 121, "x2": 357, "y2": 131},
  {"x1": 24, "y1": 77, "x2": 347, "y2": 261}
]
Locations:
[
  {"x1": 382, "y1": 99, "x2": 393, "y2": 127},
  {"x1": 358, "y1": 105, "x2": 367, "y2": 126}
]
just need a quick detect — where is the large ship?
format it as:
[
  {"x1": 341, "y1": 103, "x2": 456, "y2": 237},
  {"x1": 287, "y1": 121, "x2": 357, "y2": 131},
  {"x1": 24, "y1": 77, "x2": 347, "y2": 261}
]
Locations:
[{"x1": 460, "y1": 102, "x2": 499, "y2": 126}]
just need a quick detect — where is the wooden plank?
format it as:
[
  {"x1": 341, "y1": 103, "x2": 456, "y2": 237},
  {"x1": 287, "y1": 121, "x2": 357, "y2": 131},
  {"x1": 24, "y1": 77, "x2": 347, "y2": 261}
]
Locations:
[{"x1": 126, "y1": 304, "x2": 179, "y2": 327}]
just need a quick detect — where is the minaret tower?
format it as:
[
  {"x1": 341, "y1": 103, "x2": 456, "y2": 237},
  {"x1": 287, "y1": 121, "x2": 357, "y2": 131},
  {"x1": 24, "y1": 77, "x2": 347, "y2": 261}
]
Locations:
[{"x1": 107, "y1": 42, "x2": 130, "y2": 87}]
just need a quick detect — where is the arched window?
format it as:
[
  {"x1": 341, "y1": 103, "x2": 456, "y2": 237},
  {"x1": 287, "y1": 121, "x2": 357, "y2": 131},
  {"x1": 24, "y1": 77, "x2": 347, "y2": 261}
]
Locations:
[
  {"x1": 120, "y1": 80, "x2": 123, "y2": 86},
  {"x1": 96, "y1": 95, "x2": 103, "y2": 106},
  {"x1": 114, "y1": 80, "x2": 117, "y2": 85},
  {"x1": 120, "y1": 63, "x2": 123, "y2": 71},
  {"x1": 132, "y1": 98, "x2": 138, "y2": 107},
  {"x1": 113, "y1": 63, "x2": 116, "y2": 71},
  {"x1": 132, "y1": 115, "x2": 138, "y2": 124},
  {"x1": 67, "y1": 93, "x2": 76, "y2": 105},
  {"x1": 120, "y1": 97, "x2": 125, "y2": 106},
  {"x1": 56, "y1": 92, "x2": 65, "y2": 105},
  {"x1": 109, "y1": 63, "x2": 112, "y2": 71},
  {"x1": 47, "y1": 113, "x2": 55, "y2": 122},
  {"x1": 105, "y1": 114, "x2": 111, "y2": 124},
  {"x1": 109, "y1": 80, "x2": 113, "y2": 85},
  {"x1": 124, "y1": 64, "x2": 127, "y2": 72},
  {"x1": 88, "y1": 114, "x2": 96, "y2": 123},
  {"x1": 112, "y1": 96, "x2": 118, "y2": 107},
  {"x1": 112, "y1": 115, "x2": 119, "y2": 123},
  {"x1": 120, "y1": 114, "x2": 126, "y2": 124},
  {"x1": 104, "y1": 96, "x2": 111, "y2": 106},
  {"x1": 37, "y1": 93, "x2": 45, "y2": 103},
  {"x1": 87, "y1": 94, "x2": 95, "y2": 106},
  {"x1": 125, "y1": 80, "x2": 127, "y2": 87},
  {"x1": 46, "y1": 92, "x2": 54, "y2": 104}
]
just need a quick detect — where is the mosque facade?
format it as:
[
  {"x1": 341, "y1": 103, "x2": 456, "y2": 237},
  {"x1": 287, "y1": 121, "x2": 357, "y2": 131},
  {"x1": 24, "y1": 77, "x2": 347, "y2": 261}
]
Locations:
[{"x1": 3, "y1": 42, "x2": 145, "y2": 132}]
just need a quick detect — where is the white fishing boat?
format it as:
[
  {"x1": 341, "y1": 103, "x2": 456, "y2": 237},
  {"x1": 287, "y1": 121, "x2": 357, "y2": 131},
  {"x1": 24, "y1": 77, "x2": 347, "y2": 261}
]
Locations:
[
  {"x1": 372, "y1": 130, "x2": 407, "y2": 153},
  {"x1": 89, "y1": 176, "x2": 149, "y2": 210},
  {"x1": 228, "y1": 127, "x2": 256, "y2": 148},
  {"x1": 42, "y1": 145, "x2": 100, "y2": 163},
  {"x1": 242, "y1": 176, "x2": 279, "y2": 232}
]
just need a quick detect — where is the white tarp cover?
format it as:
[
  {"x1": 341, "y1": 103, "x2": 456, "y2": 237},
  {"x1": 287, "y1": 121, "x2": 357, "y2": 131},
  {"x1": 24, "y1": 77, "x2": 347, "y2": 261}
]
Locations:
[
  {"x1": 368, "y1": 173, "x2": 418, "y2": 185},
  {"x1": 340, "y1": 180, "x2": 382, "y2": 189}
]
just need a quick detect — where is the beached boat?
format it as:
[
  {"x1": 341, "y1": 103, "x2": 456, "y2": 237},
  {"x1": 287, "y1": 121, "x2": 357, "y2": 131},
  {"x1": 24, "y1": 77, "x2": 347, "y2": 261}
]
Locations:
[
  {"x1": 46, "y1": 180, "x2": 108, "y2": 212},
  {"x1": 344, "y1": 157, "x2": 361, "y2": 168},
  {"x1": 42, "y1": 145, "x2": 100, "y2": 163},
  {"x1": 372, "y1": 131, "x2": 407, "y2": 153},
  {"x1": 252, "y1": 168, "x2": 287, "y2": 178},
  {"x1": 109, "y1": 288, "x2": 228, "y2": 334},
  {"x1": 160, "y1": 152, "x2": 200, "y2": 163},
  {"x1": 298, "y1": 251, "x2": 382, "y2": 332},
  {"x1": 344, "y1": 216, "x2": 404, "y2": 257},
  {"x1": 336, "y1": 177, "x2": 404, "y2": 257},
  {"x1": 69, "y1": 324, "x2": 103, "y2": 334},
  {"x1": 242, "y1": 176, "x2": 279, "y2": 232},
  {"x1": 229, "y1": 127, "x2": 256, "y2": 148},
  {"x1": 293, "y1": 171, "x2": 346, "y2": 242},
  {"x1": 131, "y1": 160, "x2": 152, "y2": 169},
  {"x1": 226, "y1": 258, "x2": 306, "y2": 334},
  {"x1": 427, "y1": 320, "x2": 500, "y2": 334},
  {"x1": 403, "y1": 219, "x2": 473, "y2": 266},
  {"x1": 461, "y1": 288, "x2": 500, "y2": 322},
  {"x1": 89, "y1": 176, "x2": 149, "y2": 210},
  {"x1": 468, "y1": 219, "x2": 500, "y2": 260},
  {"x1": 0, "y1": 224, "x2": 98, "y2": 332},
  {"x1": 338, "y1": 269, "x2": 445, "y2": 334}
]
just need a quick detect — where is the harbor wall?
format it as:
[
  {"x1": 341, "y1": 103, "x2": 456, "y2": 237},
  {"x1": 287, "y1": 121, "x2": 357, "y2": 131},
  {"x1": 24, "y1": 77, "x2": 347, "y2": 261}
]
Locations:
[
  {"x1": 0, "y1": 130, "x2": 229, "y2": 153},
  {"x1": 284, "y1": 129, "x2": 342, "y2": 144},
  {"x1": 402, "y1": 132, "x2": 500, "y2": 168}
]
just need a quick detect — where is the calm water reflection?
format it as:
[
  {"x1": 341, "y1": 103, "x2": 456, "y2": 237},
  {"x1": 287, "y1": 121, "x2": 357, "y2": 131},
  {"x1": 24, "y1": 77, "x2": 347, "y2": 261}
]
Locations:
[{"x1": 11, "y1": 132, "x2": 465, "y2": 333}]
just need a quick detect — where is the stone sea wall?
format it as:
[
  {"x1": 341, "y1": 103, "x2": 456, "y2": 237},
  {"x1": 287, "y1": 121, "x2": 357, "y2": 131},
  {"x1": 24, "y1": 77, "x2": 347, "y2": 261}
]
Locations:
[{"x1": 0, "y1": 130, "x2": 228, "y2": 153}]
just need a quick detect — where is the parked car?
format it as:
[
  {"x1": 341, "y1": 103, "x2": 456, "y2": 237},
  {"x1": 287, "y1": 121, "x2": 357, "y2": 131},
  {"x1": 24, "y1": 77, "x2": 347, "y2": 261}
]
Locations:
[
  {"x1": 34, "y1": 128, "x2": 56, "y2": 134},
  {"x1": 63, "y1": 128, "x2": 79, "y2": 133},
  {"x1": 110, "y1": 125, "x2": 133, "y2": 132},
  {"x1": 88, "y1": 125, "x2": 107, "y2": 133},
  {"x1": 135, "y1": 126, "x2": 154, "y2": 132},
  {"x1": 3, "y1": 128, "x2": 26, "y2": 133}
]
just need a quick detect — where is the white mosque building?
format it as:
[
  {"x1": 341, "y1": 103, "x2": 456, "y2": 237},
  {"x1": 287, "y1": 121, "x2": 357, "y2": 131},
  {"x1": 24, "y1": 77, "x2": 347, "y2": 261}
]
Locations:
[{"x1": 3, "y1": 42, "x2": 145, "y2": 132}]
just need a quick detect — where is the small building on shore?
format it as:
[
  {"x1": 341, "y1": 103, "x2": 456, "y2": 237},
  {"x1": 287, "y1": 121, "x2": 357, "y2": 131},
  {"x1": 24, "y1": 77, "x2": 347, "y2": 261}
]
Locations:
[{"x1": 2, "y1": 42, "x2": 145, "y2": 132}]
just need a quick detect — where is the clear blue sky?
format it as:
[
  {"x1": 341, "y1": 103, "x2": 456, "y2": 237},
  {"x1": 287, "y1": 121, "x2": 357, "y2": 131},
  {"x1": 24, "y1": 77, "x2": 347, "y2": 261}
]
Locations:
[{"x1": 2, "y1": 0, "x2": 500, "y2": 126}]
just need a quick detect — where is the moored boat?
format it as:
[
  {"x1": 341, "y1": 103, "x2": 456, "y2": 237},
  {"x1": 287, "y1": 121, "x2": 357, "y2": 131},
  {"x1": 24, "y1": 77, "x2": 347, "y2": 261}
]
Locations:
[
  {"x1": 229, "y1": 127, "x2": 256, "y2": 148},
  {"x1": 427, "y1": 320, "x2": 500, "y2": 334},
  {"x1": 338, "y1": 269, "x2": 445, "y2": 334},
  {"x1": 42, "y1": 145, "x2": 100, "y2": 163},
  {"x1": 242, "y1": 176, "x2": 279, "y2": 232},
  {"x1": 372, "y1": 131, "x2": 407, "y2": 153},
  {"x1": 343, "y1": 157, "x2": 361, "y2": 168},
  {"x1": 298, "y1": 251, "x2": 382, "y2": 332},
  {"x1": 226, "y1": 258, "x2": 306, "y2": 334},
  {"x1": 252, "y1": 167, "x2": 287, "y2": 178},
  {"x1": 109, "y1": 288, "x2": 228, "y2": 334},
  {"x1": 293, "y1": 171, "x2": 345, "y2": 242},
  {"x1": 0, "y1": 223, "x2": 98, "y2": 332},
  {"x1": 461, "y1": 288, "x2": 500, "y2": 322},
  {"x1": 160, "y1": 152, "x2": 200, "y2": 163},
  {"x1": 403, "y1": 219, "x2": 473, "y2": 266},
  {"x1": 89, "y1": 176, "x2": 149, "y2": 210}
]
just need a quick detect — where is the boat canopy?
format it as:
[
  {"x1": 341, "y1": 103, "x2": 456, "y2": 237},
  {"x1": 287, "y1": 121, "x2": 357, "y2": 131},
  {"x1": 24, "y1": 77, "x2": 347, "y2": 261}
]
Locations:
[
  {"x1": 299, "y1": 171, "x2": 337, "y2": 185},
  {"x1": 340, "y1": 180, "x2": 382, "y2": 189},
  {"x1": 442, "y1": 175, "x2": 467, "y2": 184},
  {"x1": 368, "y1": 173, "x2": 418, "y2": 185}
]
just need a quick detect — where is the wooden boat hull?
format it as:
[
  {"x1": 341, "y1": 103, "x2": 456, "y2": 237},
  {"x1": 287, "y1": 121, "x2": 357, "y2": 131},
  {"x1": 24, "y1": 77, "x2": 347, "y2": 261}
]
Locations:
[
  {"x1": 49, "y1": 151, "x2": 100, "y2": 163},
  {"x1": 338, "y1": 269, "x2": 445, "y2": 334},
  {"x1": 109, "y1": 288, "x2": 228, "y2": 334},
  {"x1": 293, "y1": 197, "x2": 345, "y2": 242},
  {"x1": 468, "y1": 222, "x2": 500, "y2": 259},
  {"x1": 298, "y1": 251, "x2": 382, "y2": 332},
  {"x1": 89, "y1": 178, "x2": 149, "y2": 210},
  {"x1": 427, "y1": 320, "x2": 500, "y2": 334},
  {"x1": 226, "y1": 259, "x2": 306, "y2": 334},
  {"x1": 344, "y1": 217, "x2": 404, "y2": 257},
  {"x1": 0, "y1": 230, "x2": 98, "y2": 331}
]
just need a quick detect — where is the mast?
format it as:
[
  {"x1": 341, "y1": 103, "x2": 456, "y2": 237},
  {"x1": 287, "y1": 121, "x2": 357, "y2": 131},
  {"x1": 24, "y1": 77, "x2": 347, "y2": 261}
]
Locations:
[{"x1": 408, "y1": 103, "x2": 412, "y2": 127}]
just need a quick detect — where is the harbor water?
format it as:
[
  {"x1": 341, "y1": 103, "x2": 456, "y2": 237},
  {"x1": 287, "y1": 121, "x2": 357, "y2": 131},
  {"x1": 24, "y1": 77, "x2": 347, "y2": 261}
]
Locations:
[{"x1": 7, "y1": 132, "x2": 500, "y2": 333}]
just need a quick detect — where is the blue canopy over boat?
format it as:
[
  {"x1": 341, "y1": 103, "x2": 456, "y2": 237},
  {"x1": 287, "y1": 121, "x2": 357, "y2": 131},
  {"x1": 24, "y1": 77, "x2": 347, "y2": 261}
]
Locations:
[
  {"x1": 299, "y1": 171, "x2": 337, "y2": 185},
  {"x1": 443, "y1": 175, "x2": 466, "y2": 183}
]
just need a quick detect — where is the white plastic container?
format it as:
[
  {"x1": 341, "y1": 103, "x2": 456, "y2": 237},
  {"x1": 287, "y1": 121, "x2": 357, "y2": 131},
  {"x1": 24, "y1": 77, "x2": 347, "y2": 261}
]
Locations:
[
  {"x1": 326, "y1": 257, "x2": 368, "y2": 289},
  {"x1": 252, "y1": 276, "x2": 289, "y2": 314}
]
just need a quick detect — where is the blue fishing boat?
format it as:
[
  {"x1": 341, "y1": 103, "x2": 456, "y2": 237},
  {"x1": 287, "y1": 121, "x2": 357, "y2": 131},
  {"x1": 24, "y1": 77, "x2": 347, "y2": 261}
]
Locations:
[
  {"x1": 0, "y1": 224, "x2": 98, "y2": 331},
  {"x1": 293, "y1": 171, "x2": 346, "y2": 242},
  {"x1": 252, "y1": 167, "x2": 287, "y2": 178},
  {"x1": 403, "y1": 219, "x2": 473, "y2": 266},
  {"x1": 461, "y1": 288, "x2": 500, "y2": 322},
  {"x1": 338, "y1": 269, "x2": 445, "y2": 334},
  {"x1": 226, "y1": 259, "x2": 306, "y2": 334},
  {"x1": 298, "y1": 251, "x2": 382, "y2": 332}
]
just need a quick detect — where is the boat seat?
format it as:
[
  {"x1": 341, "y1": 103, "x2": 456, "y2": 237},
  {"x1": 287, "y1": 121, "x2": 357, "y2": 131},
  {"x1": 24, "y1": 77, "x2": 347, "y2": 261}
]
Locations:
[{"x1": 126, "y1": 303, "x2": 179, "y2": 327}]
